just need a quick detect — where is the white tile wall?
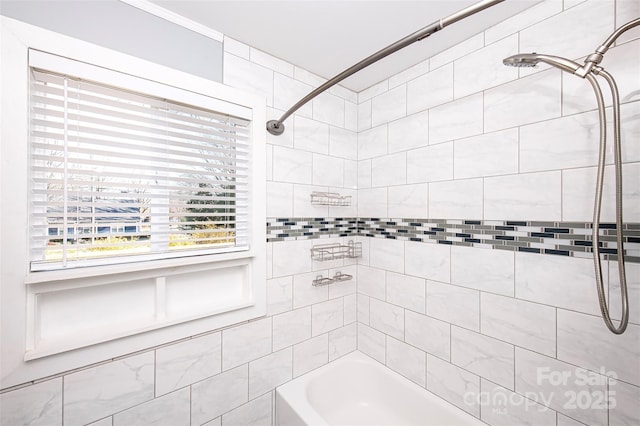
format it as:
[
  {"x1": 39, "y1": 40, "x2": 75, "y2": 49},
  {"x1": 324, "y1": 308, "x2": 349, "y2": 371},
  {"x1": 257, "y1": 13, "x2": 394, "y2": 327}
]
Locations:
[{"x1": 5, "y1": 3, "x2": 639, "y2": 426}]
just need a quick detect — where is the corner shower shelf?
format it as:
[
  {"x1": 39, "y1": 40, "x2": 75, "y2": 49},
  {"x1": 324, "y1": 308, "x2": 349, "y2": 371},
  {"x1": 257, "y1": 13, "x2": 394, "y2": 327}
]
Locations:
[
  {"x1": 312, "y1": 271, "x2": 353, "y2": 287},
  {"x1": 310, "y1": 191, "x2": 352, "y2": 206},
  {"x1": 310, "y1": 240, "x2": 362, "y2": 262}
]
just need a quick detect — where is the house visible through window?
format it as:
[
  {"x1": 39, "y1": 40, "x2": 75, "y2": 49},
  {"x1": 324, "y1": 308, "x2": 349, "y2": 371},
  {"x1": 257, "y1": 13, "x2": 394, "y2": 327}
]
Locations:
[{"x1": 30, "y1": 68, "x2": 251, "y2": 271}]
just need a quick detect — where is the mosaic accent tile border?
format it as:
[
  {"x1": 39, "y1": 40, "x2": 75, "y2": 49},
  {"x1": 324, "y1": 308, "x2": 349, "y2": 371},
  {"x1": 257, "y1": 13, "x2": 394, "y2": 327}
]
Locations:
[{"x1": 267, "y1": 217, "x2": 640, "y2": 263}]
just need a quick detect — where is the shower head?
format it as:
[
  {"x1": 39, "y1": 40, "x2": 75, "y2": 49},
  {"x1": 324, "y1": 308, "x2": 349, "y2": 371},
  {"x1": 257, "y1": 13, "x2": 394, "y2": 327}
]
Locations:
[{"x1": 503, "y1": 53, "x2": 583, "y2": 75}]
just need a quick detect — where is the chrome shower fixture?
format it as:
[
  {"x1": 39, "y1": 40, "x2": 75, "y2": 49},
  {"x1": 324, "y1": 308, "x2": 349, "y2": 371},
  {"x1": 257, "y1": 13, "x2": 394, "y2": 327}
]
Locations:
[
  {"x1": 266, "y1": 0, "x2": 505, "y2": 136},
  {"x1": 503, "y1": 17, "x2": 640, "y2": 335},
  {"x1": 502, "y1": 53, "x2": 582, "y2": 73}
]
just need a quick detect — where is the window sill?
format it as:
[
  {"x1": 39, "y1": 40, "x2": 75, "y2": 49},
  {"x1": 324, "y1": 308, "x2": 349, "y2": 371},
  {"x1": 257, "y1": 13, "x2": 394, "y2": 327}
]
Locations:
[{"x1": 24, "y1": 249, "x2": 255, "y2": 285}]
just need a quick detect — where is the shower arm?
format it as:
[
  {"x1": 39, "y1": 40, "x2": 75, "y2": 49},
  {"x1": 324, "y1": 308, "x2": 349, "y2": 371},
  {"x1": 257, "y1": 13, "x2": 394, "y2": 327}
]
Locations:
[
  {"x1": 577, "y1": 17, "x2": 640, "y2": 78},
  {"x1": 266, "y1": 0, "x2": 505, "y2": 135}
]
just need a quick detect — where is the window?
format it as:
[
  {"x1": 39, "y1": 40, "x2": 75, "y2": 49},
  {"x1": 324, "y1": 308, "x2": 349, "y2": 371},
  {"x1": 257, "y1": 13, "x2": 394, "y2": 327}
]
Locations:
[
  {"x1": 30, "y1": 60, "x2": 250, "y2": 272},
  {"x1": 1, "y1": 16, "x2": 265, "y2": 382}
]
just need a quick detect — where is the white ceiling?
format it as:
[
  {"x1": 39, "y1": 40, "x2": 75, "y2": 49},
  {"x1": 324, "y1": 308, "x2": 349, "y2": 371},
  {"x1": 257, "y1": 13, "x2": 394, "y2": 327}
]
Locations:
[{"x1": 150, "y1": 0, "x2": 540, "y2": 92}]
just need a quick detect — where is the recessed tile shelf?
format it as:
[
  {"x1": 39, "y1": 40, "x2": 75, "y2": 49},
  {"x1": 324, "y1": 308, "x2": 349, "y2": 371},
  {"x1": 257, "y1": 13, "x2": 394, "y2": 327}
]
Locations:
[{"x1": 267, "y1": 217, "x2": 640, "y2": 263}]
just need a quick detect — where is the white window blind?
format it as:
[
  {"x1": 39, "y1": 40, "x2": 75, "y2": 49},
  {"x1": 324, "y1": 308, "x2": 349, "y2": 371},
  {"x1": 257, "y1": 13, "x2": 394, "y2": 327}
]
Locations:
[{"x1": 30, "y1": 68, "x2": 251, "y2": 271}]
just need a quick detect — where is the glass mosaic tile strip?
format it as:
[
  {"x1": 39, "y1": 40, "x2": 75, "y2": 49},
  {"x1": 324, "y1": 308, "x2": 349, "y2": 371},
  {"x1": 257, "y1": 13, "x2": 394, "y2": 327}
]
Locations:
[{"x1": 266, "y1": 217, "x2": 640, "y2": 263}]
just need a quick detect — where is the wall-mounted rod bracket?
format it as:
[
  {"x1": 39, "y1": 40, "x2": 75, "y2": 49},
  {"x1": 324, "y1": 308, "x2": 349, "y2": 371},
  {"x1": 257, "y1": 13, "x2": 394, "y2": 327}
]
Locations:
[{"x1": 266, "y1": 0, "x2": 505, "y2": 135}]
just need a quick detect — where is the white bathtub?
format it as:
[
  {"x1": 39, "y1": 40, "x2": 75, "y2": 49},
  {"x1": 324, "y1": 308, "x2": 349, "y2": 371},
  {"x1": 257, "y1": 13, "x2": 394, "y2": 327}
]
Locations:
[{"x1": 275, "y1": 351, "x2": 486, "y2": 426}]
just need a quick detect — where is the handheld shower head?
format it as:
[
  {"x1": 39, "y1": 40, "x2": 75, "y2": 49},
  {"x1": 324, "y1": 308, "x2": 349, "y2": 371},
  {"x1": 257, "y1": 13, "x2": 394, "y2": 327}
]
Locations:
[
  {"x1": 503, "y1": 53, "x2": 582, "y2": 75},
  {"x1": 502, "y1": 53, "x2": 540, "y2": 68}
]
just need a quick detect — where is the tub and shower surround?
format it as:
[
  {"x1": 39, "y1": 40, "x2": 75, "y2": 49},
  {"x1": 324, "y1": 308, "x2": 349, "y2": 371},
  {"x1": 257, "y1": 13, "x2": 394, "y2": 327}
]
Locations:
[
  {"x1": 0, "y1": 31, "x2": 359, "y2": 426},
  {"x1": 354, "y1": 1, "x2": 639, "y2": 425}
]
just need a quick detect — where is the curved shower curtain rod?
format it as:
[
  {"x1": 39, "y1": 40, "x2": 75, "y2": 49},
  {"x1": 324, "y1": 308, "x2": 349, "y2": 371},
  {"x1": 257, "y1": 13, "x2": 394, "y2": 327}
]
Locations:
[{"x1": 266, "y1": 0, "x2": 505, "y2": 135}]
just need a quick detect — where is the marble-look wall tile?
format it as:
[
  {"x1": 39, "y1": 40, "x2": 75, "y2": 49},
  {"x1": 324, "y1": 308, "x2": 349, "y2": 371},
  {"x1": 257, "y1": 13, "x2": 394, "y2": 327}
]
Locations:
[
  {"x1": 481, "y1": 293, "x2": 556, "y2": 357},
  {"x1": 369, "y1": 237, "x2": 404, "y2": 274},
  {"x1": 312, "y1": 298, "x2": 344, "y2": 337},
  {"x1": 453, "y1": 129, "x2": 519, "y2": 179},
  {"x1": 406, "y1": 142, "x2": 454, "y2": 183},
  {"x1": 557, "y1": 309, "x2": 639, "y2": 386},
  {"x1": 343, "y1": 293, "x2": 357, "y2": 324},
  {"x1": 369, "y1": 298, "x2": 405, "y2": 340},
  {"x1": 404, "y1": 310, "x2": 451, "y2": 361},
  {"x1": 430, "y1": 33, "x2": 485, "y2": 70},
  {"x1": 357, "y1": 323, "x2": 386, "y2": 364},
  {"x1": 386, "y1": 272, "x2": 425, "y2": 314},
  {"x1": 329, "y1": 126, "x2": 357, "y2": 161},
  {"x1": 248, "y1": 348, "x2": 292, "y2": 399},
  {"x1": 266, "y1": 182, "x2": 293, "y2": 218},
  {"x1": 562, "y1": 163, "x2": 640, "y2": 223},
  {"x1": 556, "y1": 414, "x2": 585, "y2": 426},
  {"x1": 223, "y1": 37, "x2": 249, "y2": 59},
  {"x1": 484, "y1": 171, "x2": 562, "y2": 221},
  {"x1": 484, "y1": 69, "x2": 561, "y2": 133},
  {"x1": 515, "y1": 253, "x2": 600, "y2": 316},
  {"x1": 610, "y1": 379, "x2": 640, "y2": 426},
  {"x1": 427, "y1": 354, "x2": 480, "y2": 417},
  {"x1": 328, "y1": 323, "x2": 357, "y2": 361},
  {"x1": 313, "y1": 91, "x2": 345, "y2": 128},
  {"x1": 358, "y1": 188, "x2": 387, "y2": 218},
  {"x1": 272, "y1": 239, "x2": 312, "y2": 277},
  {"x1": 250, "y1": 48, "x2": 293, "y2": 77},
  {"x1": 371, "y1": 152, "x2": 406, "y2": 187},
  {"x1": 519, "y1": 0, "x2": 614, "y2": 62},
  {"x1": 155, "y1": 332, "x2": 221, "y2": 396},
  {"x1": 273, "y1": 73, "x2": 312, "y2": 118},
  {"x1": 609, "y1": 261, "x2": 640, "y2": 325},
  {"x1": 406, "y1": 63, "x2": 454, "y2": 114},
  {"x1": 451, "y1": 326, "x2": 514, "y2": 390},
  {"x1": 520, "y1": 110, "x2": 601, "y2": 172},
  {"x1": 387, "y1": 111, "x2": 429, "y2": 153},
  {"x1": 358, "y1": 159, "x2": 372, "y2": 189},
  {"x1": 86, "y1": 418, "x2": 112, "y2": 426},
  {"x1": 223, "y1": 53, "x2": 273, "y2": 106},
  {"x1": 479, "y1": 379, "x2": 557, "y2": 426},
  {"x1": 484, "y1": 0, "x2": 563, "y2": 44},
  {"x1": 0, "y1": 378, "x2": 62, "y2": 426},
  {"x1": 405, "y1": 241, "x2": 451, "y2": 283},
  {"x1": 386, "y1": 336, "x2": 426, "y2": 387},
  {"x1": 273, "y1": 307, "x2": 312, "y2": 351},
  {"x1": 312, "y1": 154, "x2": 344, "y2": 187},
  {"x1": 515, "y1": 348, "x2": 607, "y2": 425},
  {"x1": 293, "y1": 115, "x2": 330, "y2": 155},
  {"x1": 357, "y1": 125, "x2": 387, "y2": 160},
  {"x1": 345, "y1": 101, "x2": 358, "y2": 132},
  {"x1": 359, "y1": 80, "x2": 388, "y2": 103},
  {"x1": 272, "y1": 146, "x2": 312, "y2": 184},
  {"x1": 429, "y1": 178, "x2": 483, "y2": 219},
  {"x1": 357, "y1": 294, "x2": 371, "y2": 325},
  {"x1": 64, "y1": 353, "x2": 154, "y2": 426},
  {"x1": 429, "y1": 93, "x2": 484, "y2": 144},
  {"x1": 371, "y1": 85, "x2": 406, "y2": 127},
  {"x1": 113, "y1": 388, "x2": 189, "y2": 426},
  {"x1": 451, "y1": 245, "x2": 515, "y2": 296},
  {"x1": 266, "y1": 276, "x2": 293, "y2": 316},
  {"x1": 293, "y1": 333, "x2": 328, "y2": 377},
  {"x1": 427, "y1": 281, "x2": 480, "y2": 331},
  {"x1": 294, "y1": 271, "x2": 329, "y2": 306},
  {"x1": 454, "y1": 34, "x2": 519, "y2": 99},
  {"x1": 387, "y1": 183, "x2": 428, "y2": 219},
  {"x1": 389, "y1": 59, "x2": 429, "y2": 90},
  {"x1": 357, "y1": 99, "x2": 372, "y2": 132},
  {"x1": 357, "y1": 265, "x2": 386, "y2": 300},
  {"x1": 222, "y1": 318, "x2": 272, "y2": 370},
  {"x1": 191, "y1": 365, "x2": 248, "y2": 425},
  {"x1": 221, "y1": 393, "x2": 272, "y2": 426}
]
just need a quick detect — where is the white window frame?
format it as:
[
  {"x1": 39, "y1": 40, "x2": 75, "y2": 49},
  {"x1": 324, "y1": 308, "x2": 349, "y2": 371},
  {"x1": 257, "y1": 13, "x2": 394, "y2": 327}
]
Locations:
[{"x1": 0, "y1": 17, "x2": 266, "y2": 388}]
